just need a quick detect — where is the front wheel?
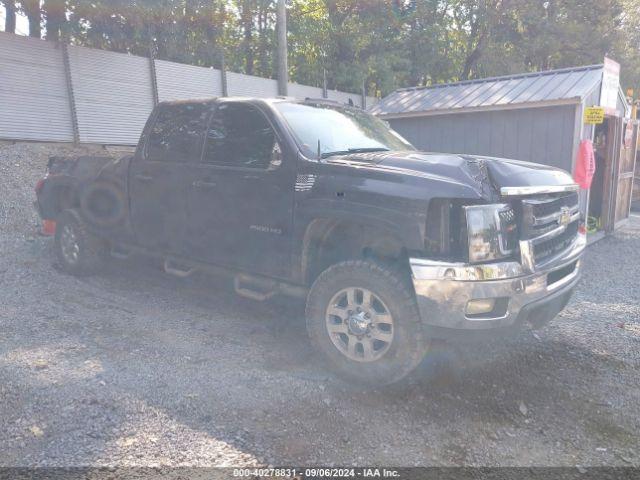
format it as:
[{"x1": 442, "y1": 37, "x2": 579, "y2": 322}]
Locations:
[{"x1": 305, "y1": 260, "x2": 429, "y2": 386}]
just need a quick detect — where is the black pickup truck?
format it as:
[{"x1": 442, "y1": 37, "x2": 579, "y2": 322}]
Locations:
[{"x1": 35, "y1": 97, "x2": 586, "y2": 385}]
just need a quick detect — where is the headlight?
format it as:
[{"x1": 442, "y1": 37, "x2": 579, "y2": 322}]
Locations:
[{"x1": 464, "y1": 204, "x2": 517, "y2": 263}]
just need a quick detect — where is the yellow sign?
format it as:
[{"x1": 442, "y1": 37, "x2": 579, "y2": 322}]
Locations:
[{"x1": 584, "y1": 106, "x2": 605, "y2": 124}]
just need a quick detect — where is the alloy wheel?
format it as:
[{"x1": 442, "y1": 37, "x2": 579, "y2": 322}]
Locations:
[{"x1": 325, "y1": 287, "x2": 394, "y2": 362}]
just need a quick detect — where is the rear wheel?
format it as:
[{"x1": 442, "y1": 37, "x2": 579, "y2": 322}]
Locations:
[
  {"x1": 54, "y1": 209, "x2": 107, "y2": 276},
  {"x1": 305, "y1": 260, "x2": 429, "y2": 386}
]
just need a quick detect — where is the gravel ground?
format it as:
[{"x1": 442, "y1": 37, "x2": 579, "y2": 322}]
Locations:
[{"x1": 1, "y1": 141, "x2": 639, "y2": 468}]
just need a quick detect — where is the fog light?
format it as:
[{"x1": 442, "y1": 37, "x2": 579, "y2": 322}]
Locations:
[{"x1": 466, "y1": 298, "x2": 496, "y2": 315}]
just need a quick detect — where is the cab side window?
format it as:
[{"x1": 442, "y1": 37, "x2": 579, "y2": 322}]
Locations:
[
  {"x1": 146, "y1": 103, "x2": 210, "y2": 163},
  {"x1": 203, "y1": 103, "x2": 276, "y2": 169}
]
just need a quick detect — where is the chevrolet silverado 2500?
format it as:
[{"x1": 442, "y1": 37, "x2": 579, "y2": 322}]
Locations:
[{"x1": 35, "y1": 98, "x2": 586, "y2": 385}]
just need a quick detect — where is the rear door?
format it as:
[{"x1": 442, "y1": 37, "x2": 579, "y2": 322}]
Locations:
[
  {"x1": 129, "y1": 102, "x2": 210, "y2": 253},
  {"x1": 184, "y1": 101, "x2": 295, "y2": 278}
]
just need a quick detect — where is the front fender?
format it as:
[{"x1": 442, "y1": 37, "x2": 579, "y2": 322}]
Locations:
[{"x1": 292, "y1": 198, "x2": 427, "y2": 283}]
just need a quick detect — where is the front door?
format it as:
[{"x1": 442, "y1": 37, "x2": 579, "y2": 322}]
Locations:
[
  {"x1": 612, "y1": 119, "x2": 638, "y2": 228},
  {"x1": 129, "y1": 102, "x2": 210, "y2": 253},
  {"x1": 184, "y1": 102, "x2": 295, "y2": 278}
]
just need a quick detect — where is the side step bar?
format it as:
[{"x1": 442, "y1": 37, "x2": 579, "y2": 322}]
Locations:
[
  {"x1": 234, "y1": 273, "x2": 308, "y2": 301},
  {"x1": 234, "y1": 273, "x2": 277, "y2": 301},
  {"x1": 111, "y1": 244, "x2": 308, "y2": 300},
  {"x1": 164, "y1": 259, "x2": 197, "y2": 278}
]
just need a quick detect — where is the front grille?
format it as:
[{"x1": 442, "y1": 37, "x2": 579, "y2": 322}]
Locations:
[
  {"x1": 521, "y1": 192, "x2": 580, "y2": 239},
  {"x1": 520, "y1": 191, "x2": 581, "y2": 266},
  {"x1": 533, "y1": 221, "x2": 579, "y2": 260},
  {"x1": 529, "y1": 192, "x2": 578, "y2": 218}
]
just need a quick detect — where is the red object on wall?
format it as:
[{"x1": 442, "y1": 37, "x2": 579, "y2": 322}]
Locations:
[{"x1": 574, "y1": 139, "x2": 595, "y2": 189}]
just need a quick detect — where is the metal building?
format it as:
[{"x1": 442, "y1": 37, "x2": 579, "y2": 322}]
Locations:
[{"x1": 371, "y1": 65, "x2": 638, "y2": 233}]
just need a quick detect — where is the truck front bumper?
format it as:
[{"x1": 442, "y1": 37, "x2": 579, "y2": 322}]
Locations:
[{"x1": 410, "y1": 233, "x2": 586, "y2": 337}]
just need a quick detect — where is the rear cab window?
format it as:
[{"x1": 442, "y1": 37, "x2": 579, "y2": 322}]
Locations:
[{"x1": 145, "y1": 102, "x2": 211, "y2": 163}]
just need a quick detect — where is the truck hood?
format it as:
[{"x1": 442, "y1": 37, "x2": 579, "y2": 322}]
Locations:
[{"x1": 326, "y1": 151, "x2": 576, "y2": 199}]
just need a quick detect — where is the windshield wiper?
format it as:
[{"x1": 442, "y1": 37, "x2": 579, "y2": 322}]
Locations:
[{"x1": 320, "y1": 147, "x2": 390, "y2": 159}]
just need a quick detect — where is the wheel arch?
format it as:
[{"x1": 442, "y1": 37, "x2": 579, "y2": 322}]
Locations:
[
  {"x1": 40, "y1": 179, "x2": 80, "y2": 219},
  {"x1": 300, "y1": 217, "x2": 411, "y2": 286}
]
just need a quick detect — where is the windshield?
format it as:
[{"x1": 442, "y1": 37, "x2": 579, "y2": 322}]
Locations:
[{"x1": 274, "y1": 102, "x2": 415, "y2": 158}]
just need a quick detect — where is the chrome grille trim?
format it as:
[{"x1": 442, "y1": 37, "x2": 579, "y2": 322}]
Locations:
[
  {"x1": 530, "y1": 206, "x2": 580, "y2": 227},
  {"x1": 528, "y1": 213, "x2": 581, "y2": 244},
  {"x1": 500, "y1": 184, "x2": 579, "y2": 196},
  {"x1": 516, "y1": 189, "x2": 582, "y2": 271}
]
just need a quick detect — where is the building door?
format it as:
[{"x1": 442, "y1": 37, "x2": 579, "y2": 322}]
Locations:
[{"x1": 609, "y1": 118, "x2": 638, "y2": 230}]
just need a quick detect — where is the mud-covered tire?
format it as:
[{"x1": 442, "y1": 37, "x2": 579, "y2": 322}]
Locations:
[
  {"x1": 54, "y1": 209, "x2": 107, "y2": 276},
  {"x1": 305, "y1": 260, "x2": 429, "y2": 386},
  {"x1": 78, "y1": 180, "x2": 127, "y2": 229}
]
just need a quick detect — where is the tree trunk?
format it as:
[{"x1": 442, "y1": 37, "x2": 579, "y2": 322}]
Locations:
[
  {"x1": 43, "y1": 0, "x2": 65, "y2": 41},
  {"x1": 23, "y1": 0, "x2": 42, "y2": 38},
  {"x1": 257, "y1": 1, "x2": 270, "y2": 77},
  {"x1": 4, "y1": 0, "x2": 17, "y2": 33},
  {"x1": 460, "y1": 35, "x2": 485, "y2": 80},
  {"x1": 241, "y1": 0, "x2": 254, "y2": 75},
  {"x1": 276, "y1": 0, "x2": 287, "y2": 94}
]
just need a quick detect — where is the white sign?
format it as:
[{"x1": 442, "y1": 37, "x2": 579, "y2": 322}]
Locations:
[{"x1": 600, "y1": 57, "x2": 620, "y2": 112}]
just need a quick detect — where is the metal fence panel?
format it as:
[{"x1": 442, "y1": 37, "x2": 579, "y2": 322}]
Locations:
[
  {"x1": 0, "y1": 33, "x2": 375, "y2": 145},
  {"x1": 287, "y1": 82, "x2": 323, "y2": 100},
  {"x1": 0, "y1": 32, "x2": 74, "y2": 142},
  {"x1": 227, "y1": 71, "x2": 279, "y2": 98},
  {"x1": 156, "y1": 60, "x2": 222, "y2": 101},
  {"x1": 327, "y1": 89, "x2": 361, "y2": 106},
  {"x1": 68, "y1": 45, "x2": 154, "y2": 145}
]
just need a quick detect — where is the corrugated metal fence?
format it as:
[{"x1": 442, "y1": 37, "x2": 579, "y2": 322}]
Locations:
[{"x1": 0, "y1": 32, "x2": 377, "y2": 145}]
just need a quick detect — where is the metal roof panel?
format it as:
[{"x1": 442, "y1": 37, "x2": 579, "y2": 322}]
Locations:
[{"x1": 371, "y1": 65, "x2": 603, "y2": 116}]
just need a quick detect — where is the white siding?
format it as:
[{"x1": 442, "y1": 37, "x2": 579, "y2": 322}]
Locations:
[
  {"x1": 156, "y1": 60, "x2": 222, "y2": 101},
  {"x1": 327, "y1": 89, "x2": 361, "y2": 106},
  {"x1": 0, "y1": 32, "x2": 74, "y2": 142},
  {"x1": 226, "y1": 71, "x2": 278, "y2": 98},
  {"x1": 287, "y1": 82, "x2": 323, "y2": 100},
  {"x1": 68, "y1": 45, "x2": 154, "y2": 145},
  {"x1": 0, "y1": 33, "x2": 374, "y2": 145}
]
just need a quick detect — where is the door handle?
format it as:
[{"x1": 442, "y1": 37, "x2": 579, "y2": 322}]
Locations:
[
  {"x1": 134, "y1": 174, "x2": 153, "y2": 182},
  {"x1": 192, "y1": 180, "x2": 217, "y2": 189}
]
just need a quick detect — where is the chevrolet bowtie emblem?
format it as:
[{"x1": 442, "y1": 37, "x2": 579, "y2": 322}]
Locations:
[{"x1": 558, "y1": 207, "x2": 571, "y2": 226}]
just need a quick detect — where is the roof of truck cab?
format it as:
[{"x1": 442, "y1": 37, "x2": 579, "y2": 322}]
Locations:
[
  {"x1": 156, "y1": 97, "x2": 363, "y2": 112},
  {"x1": 157, "y1": 97, "x2": 288, "y2": 105}
]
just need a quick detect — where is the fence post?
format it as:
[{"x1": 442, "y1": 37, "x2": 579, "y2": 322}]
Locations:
[
  {"x1": 361, "y1": 79, "x2": 366, "y2": 109},
  {"x1": 148, "y1": 45, "x2": 159, "y2": 106},
  {"x1": 61, "y1": 42, "x2": 80, "y2": 144},
  {"x1": 220, "y1": 52, "x2": 228, "y2": 97},
  {"x1": 322, "y1": 69, "x2": 328, "y2": 99}
]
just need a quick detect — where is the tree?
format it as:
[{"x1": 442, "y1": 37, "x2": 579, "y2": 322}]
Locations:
[
  {"x1": 3, "y1": 0, "x2": 638, "y2": 97},
  {"x1": 22, "y1": 0, "x2": 42, "y2": 38},
  {"x1": 2, "y1": 0, "x2": 17, "y2": 33},
  {"x1": 43, "y1": 0, "x2": 66, "y2": 41},
  {"x1": 614, "y1": 0, "x2": 640, "y2": 91}
]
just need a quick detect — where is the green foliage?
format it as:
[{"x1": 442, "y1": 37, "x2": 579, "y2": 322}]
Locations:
[
  {"x1": 2, "y1": 0, "x2": 639, "y2": 95},
  {"x1": 614, "y1": 0, "x2": 640, "y2": 93}
]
